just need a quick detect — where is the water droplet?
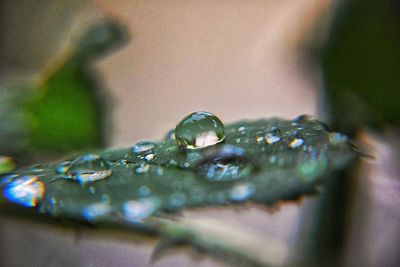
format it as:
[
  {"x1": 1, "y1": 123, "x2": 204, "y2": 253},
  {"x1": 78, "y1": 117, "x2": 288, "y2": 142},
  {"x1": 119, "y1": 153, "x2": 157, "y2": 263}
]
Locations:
[
  {"x1": 131, "y1": 141, "x2": 156, "y2": 161},
  {"x1": 238, "y1": 126, "x2": 246, "y2": 133},
  {"x1": 169, "y1": 192, "x2": 186, "y2": 208},
  {"x1": 175, "y1": 111, "x2": 226, "y2": 150},
  {"x1": 56, "y1": 161, "x2": 72, "y2": 174},
  {"x1": 254, "y1": 136, "x2": 263, "y2": 143},
  {"x1": 289, "y1": 138, "x2": 304, "y2": 149},
  {"x1": 265, "y1": 127, "x2": 281, "y2": 144},
  {"x1": 135, "y1": 163, "x2": 150, "y2": 174},
  {"x1": 3, "y1": 175, "x2": 45, "y2": 207},
  {"x1": 198, "y1": 145, "x2": 255, "y2": 182},
  {"x1": 294, "y1": 114, "x2": 312, "y2": 123},
  {"x1": 138, "y1": 185, "x2": 151, "y2": 197},
  {"x1": 123, "y1": 198, "x2": 159, "y2": 222},
  {"x1": 29, "y1": 164, "x2": 45, "y2": 173},
  {"x1": 65, "y1": 154, "x2": 112, "y2": 183},
  {"x1": 115, "y1": 159, "x2": 128, "y2": 166},
  {"x1": 229, "y1": 183, "x2": 256, "y2": 202},
  {"x1": 328, "y1": 132, "x2": 348, "y2": 146},
  {"x1": 156, "y1": 167, "x2": 164, "y2": 176},
  {"x1": 83, "y1": 202, "x2": 112, "y2": 222},
  {"x1": 88, "y1": 186, "x2": 96, "y2": 194}
]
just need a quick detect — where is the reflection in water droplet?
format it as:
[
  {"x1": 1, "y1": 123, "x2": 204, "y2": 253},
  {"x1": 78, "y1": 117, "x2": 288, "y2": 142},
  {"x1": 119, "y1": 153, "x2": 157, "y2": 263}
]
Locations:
[
  {"x1": 123, "y1": 198, "x2": 159, "y2": 222},
  {"x1": 3, "y1": 175, "x2": 44, "y2": 207},
  {"x1": 175, "y1": 111, "x2": 226, "y2": 150},
  {"x1": 198, "y1": 145, "x2": 255, "y2": 182},
  {"x1": 265, "y1": 127, "x2": 281, "y2": 144},
  {"x1": 131, "y1": 141, "x2": 156, "y2": 161},
  {"x1": 328, "y1": 132, "x2": 348, "y2": 146},
  {"x1": 229, "y1": 183, "x2": 256, "y2": 202},
  {"x1": 169, "y1": 192, "x2": 186, "y2": 208},
  {"x1": 135, "y1": 164, "x2": 150, "y2": 174},
  {"x1": 289, "y1": 138, "x2": 304, "y2": 149},
  {"x1": 83, "y1": 202, "x2": 112, "y2": 222},
  {"x1": 65, "y1": 154, "x2": 112, "y2": 183}
]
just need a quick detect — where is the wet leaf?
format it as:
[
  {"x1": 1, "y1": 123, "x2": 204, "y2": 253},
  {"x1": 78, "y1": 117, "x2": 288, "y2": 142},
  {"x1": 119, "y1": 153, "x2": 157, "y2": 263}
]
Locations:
[{"x1": 1, "y1": 115, "x2": 357, "y2": 225}]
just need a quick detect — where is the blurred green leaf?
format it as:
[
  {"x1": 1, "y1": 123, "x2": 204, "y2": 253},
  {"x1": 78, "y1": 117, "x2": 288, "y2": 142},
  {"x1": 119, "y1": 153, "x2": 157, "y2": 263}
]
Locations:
[
  {"x1": 0, "y1": 18, "x2": 129, "y2": 155},
  {"x1": 321, "y1": 0, "x2": 400, "y2": 134}
]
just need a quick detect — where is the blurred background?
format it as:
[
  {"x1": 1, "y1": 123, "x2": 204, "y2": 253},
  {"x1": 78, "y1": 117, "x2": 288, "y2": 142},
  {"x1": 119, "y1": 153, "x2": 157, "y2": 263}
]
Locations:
[{"x1": 0, "y1": 0, "x2": 399, "y2": 266}]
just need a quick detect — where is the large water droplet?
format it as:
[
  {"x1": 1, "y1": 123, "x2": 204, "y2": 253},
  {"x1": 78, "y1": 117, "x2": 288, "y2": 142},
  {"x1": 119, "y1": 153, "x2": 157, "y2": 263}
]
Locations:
[
  {"x1": 197, "y1": 145, "x2": 255, "y2": 182},
  {"x1": 175, "y1": 111, "x2": 226, "y2": 150},
  {"x1": 3, "y1": 175, "x2": 45, "y2": 207},
  {"x1": 131, "y1": 141, "x2": 156, "y2": 161},
  {"x1": 65, "y1": 154, "x2": 112, "y2": 184},
  {"x1": 123, "y1": 198, "x2": 159, "y2": 222}
]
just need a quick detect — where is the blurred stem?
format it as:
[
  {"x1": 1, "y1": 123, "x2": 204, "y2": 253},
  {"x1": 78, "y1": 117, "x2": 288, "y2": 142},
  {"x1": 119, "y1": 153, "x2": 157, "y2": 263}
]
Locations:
[{"x1": 151, "y1": 217, "x2": 275, "y2": 267}]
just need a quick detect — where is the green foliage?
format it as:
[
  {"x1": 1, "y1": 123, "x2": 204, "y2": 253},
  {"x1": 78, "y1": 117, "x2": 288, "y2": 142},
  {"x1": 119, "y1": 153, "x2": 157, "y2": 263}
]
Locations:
[
  {"x1": 29, "y1": 62, "x2": 105, "y2": 151},
  {"x1": 321, "y1": 0, "x2": 400, "y2": 133},
  {"x1": 0, "y1": 18, "x2": 129, "y2": 155}
]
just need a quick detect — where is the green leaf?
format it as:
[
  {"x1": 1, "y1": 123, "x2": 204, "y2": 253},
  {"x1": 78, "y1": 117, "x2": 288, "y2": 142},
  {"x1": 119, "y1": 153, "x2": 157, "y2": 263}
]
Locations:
[
  {"x1": 321, "y1": 0, "x2": 400, "y2": 133},
  {"x1": 0, "y1": 19, "x2": 129, "y2": 154},
  {"x1": 1, "y1": 116, "x2": 356, "y2": 224}
]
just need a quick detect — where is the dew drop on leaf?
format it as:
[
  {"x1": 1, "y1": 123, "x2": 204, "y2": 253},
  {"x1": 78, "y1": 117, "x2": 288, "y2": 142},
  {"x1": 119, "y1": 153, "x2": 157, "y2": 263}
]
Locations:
[
  {"x1": 174, "y1": 111, "x2": 226, "y2": 150},
  {"x1": 123, "y1": 198, "x2": 159, "y2": 222},
  {"x1": 131, "y1": 141, "x2": 156, "y2": 161},
  {"x1": 264, "y1": 127, "x2": 281, "y2": 144},
  {"x1": 138, "y1": 185, "x2": 151, "y2": 197},
  {"x1": 169, "y1": 192, "x2": 186, "y2": 208},
  {"x1": 83, "y1": 202, "x2": 112, "y2": 222},
  {"x1": 289, "y1": 137, "x2": 305, "y2": 149},
  {"x1": 65, "y1": 154, "x2": 112, "y2": 183},
  {"x1": 197, "y1": 145, "x2": 255, "y2": 182},
  {"x1": 229, "y1": 183, "x2": 256, "y2": 202},
  {"x1": 3, "y1": 175, "x2": 45, "y2": 207},
  {"x1": 135, "y1": 163, "x2": 150, "y2": 174}
]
